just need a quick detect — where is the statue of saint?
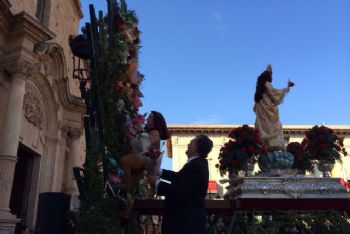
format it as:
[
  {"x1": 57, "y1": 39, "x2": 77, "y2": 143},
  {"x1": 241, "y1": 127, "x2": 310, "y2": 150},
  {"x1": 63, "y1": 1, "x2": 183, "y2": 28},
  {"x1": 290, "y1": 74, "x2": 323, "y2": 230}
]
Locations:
[{"x1": 253, "y1": 64, "x2": 294, "y2": 151}]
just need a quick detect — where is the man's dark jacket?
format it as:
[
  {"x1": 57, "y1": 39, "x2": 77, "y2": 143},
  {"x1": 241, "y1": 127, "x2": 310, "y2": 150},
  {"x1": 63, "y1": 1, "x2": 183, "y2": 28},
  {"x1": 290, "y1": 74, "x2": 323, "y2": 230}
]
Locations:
[{"x1": 157, "y1": 157, "x2": 209, "y2": 234}]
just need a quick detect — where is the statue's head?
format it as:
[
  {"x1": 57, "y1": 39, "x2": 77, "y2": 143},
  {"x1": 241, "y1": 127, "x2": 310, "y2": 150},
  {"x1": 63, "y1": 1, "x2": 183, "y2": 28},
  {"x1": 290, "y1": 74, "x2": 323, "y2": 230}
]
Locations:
[{"x1": 266, "y1": 64, "x2": 273, "y2": 74}]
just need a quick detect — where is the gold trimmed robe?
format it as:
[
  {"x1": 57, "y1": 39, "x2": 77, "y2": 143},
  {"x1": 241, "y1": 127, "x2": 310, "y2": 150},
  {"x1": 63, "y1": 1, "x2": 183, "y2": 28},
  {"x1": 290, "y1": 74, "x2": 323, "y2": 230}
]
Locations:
[{"x1": 254, "y1": 82, "x2": 289, "y2": 149}]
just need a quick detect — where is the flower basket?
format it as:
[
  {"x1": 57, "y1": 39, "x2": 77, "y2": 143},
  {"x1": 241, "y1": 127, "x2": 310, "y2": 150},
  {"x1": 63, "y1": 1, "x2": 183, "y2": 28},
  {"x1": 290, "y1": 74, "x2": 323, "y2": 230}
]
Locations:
[
  {"x1": 302, "y1": 125, "x2": 347, "y2": 165},
  {"x1": 258, "y1": 151, "x2": 294, "y2": 171},
  {"x1": 286, "y1": 142, "x2": 313, "y2": 173},
  {"x1": 216, "y1": 124, "x2": 267, "y2": 176}
]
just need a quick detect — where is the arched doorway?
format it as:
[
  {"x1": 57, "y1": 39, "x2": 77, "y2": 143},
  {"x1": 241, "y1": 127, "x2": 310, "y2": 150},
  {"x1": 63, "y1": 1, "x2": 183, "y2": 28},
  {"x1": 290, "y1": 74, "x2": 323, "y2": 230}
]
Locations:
[{"x1": 10, "y1": 143, "x2": 40, "y2": 234}]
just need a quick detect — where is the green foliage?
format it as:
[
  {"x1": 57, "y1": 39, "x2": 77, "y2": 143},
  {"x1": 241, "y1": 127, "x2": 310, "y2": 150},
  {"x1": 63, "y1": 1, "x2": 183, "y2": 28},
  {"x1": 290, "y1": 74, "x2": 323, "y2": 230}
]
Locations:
[
  {"x1": 209, "y1": 211, "x2": 350, "y2": 234},
  {"x1": 96, "y1": 10, "x2": 129, "y2": 161},
  {"x1": 76, "y1": 0, "x2": 145, "y2": 233}
]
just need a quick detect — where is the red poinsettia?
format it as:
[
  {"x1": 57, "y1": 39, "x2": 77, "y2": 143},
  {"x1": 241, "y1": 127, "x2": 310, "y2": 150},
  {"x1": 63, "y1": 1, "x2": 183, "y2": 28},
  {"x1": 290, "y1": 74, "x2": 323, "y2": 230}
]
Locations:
[
  {"x1": 302, "y1": 125, "x2": 347, "y2": 164},
  {"x1": 144, "y1": 147, "x2": 162, "y2": 163},
  {"x1": 217, "y1": 124, "x2": 267, "y2": 176},
  {"x1": 286, "y1": 142, "x2": 313, "y2": 172}
]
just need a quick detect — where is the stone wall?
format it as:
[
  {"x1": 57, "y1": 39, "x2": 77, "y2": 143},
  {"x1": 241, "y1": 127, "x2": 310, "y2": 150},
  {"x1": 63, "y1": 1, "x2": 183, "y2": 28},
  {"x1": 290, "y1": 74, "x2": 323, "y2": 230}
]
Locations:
[
  {"x1": 0, "y1": 1, "x2": 85, "y2": 232},
  {"x1": 8, "y1": 0, "x2": 37, "y2": 16},
  {"x1": 47, "y1": 0, "x2": 82, "y2": 96},
  {"x1": 8, "y1": 0, "x2": 83, "y2": 96}
]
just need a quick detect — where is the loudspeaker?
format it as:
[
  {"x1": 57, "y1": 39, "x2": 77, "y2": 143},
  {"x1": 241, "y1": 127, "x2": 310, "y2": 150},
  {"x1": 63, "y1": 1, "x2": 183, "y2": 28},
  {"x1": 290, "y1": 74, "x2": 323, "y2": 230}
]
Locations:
[{"x1": 35, "y1": 192, "x2": 71, "y2": 234}]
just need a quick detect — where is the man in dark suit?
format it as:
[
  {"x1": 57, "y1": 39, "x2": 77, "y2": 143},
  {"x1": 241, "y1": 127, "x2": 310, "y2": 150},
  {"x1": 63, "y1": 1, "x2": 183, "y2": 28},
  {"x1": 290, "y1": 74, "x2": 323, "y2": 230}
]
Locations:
[{"x1": 149, "y1": 134, "x2": 213, "y2": 234}]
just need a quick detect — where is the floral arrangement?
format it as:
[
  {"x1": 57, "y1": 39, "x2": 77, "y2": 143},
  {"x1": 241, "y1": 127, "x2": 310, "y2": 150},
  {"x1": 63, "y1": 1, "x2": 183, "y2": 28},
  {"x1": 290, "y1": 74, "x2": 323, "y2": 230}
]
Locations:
[
  {"x1": 286, "y1": 142, "x2": 313, "y2": 172},
  {"x1": 143, "y1": 147, "x2": 162, "y2": 164},
  {"x1": 302, "y1": 125, "x2": 347, "y2": 164},
  {"x1": 216, "y1": 124, "x2": 267, "y2": 176}
]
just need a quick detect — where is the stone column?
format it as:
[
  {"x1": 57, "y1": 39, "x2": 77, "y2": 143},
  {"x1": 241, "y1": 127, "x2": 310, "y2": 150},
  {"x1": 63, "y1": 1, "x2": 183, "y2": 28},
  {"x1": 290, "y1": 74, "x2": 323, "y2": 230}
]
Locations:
[
  {"x1": 38, "y1": 135, "x2": 59, "y2": 193},
  {"x1": 64, "y1": 128, "x2": 83, "y2": 195},
  {"x1": 51, "y1": 126, "x2": 69, "y2": 192},
  {"x1": 0, "y1": 60, "x2": 36, "y2": 233}
]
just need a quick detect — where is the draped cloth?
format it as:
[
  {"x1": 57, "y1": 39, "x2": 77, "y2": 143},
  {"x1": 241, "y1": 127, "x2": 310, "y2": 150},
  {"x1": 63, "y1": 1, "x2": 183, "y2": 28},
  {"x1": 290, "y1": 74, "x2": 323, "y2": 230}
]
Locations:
[
  {"x1": 254, "y1": 82, "x2": 289, "y2": 150},
  {"x1": 130, "y1": 133, "x2": 163, "y2": 175}
]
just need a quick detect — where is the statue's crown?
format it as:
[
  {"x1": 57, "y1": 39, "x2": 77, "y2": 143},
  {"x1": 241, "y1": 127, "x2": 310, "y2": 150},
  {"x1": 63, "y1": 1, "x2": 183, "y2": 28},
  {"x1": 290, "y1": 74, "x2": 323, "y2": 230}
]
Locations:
[{"x1": 266, "y1": 64, "x2": 272, "y2": 73}]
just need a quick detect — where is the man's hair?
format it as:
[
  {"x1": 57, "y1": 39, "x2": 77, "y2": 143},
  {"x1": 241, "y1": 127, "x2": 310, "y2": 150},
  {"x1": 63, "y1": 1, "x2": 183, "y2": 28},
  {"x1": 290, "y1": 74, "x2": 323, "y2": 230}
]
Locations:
[{"x1": 195, "y1": 135, "x2": 213, "y2": 158}]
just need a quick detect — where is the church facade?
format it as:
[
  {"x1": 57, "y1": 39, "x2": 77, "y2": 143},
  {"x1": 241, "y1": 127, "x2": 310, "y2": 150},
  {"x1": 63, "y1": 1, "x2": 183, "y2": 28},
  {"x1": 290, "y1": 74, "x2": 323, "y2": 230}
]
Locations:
[
  {"x1": 167, "y1": 124, "x2": 350, "y2": 197},
  {"x1": 0, "y1": 0, "x2": 85, "y2": 233}
]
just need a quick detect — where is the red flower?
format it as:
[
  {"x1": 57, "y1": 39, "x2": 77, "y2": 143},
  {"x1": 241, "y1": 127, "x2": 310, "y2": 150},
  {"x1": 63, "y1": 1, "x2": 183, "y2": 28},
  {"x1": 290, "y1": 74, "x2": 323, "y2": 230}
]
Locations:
[
  {"x1": 218, "y1": 124, "x2": 264, "y2": 175},
  {"x1": 263, "y1": 148, "x2": 268, "y2": 154},
  {"x1": 232, "y1": 159, "x2": 241, "y2": 166},
  {"x1": 143, "y1": 147, "x2": 161, "y2": 162},
  {"x1": 228, "y1": 131, "x2": 235, "y2": 138},
  {"x1": 247, "y1": 146, "x2": 255, "y2": 154},
  {"x1": 317, "y1": 135, "x2": 325, "y2": 142},
  {"x1": 304, "y1": 125, "x2": 346, "y2": 162},
  {"x1": 301, "y1": 139, "x2": 307, "y2": 147},
  {"x1": 319, "y1": 144, "x2": 327, "y2": 150}
]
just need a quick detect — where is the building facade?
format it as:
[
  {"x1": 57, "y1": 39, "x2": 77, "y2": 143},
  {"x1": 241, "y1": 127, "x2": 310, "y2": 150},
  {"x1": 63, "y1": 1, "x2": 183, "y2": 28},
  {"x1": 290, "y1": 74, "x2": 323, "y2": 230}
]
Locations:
[
  {"x1": 167, "y1": 124, "x2": 350, "y2": 197},
  {"x1": 0, "y1": 0, "x2": 85, "y2": 233}
]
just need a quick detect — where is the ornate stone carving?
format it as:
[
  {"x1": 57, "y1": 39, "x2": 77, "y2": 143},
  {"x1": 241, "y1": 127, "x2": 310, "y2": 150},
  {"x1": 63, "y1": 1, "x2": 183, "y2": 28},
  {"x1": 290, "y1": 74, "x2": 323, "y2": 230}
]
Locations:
[
  {"x1": 0, "y1": 59, "x2": 39, "y2": 77},
  {"x1": 225, "y1": 177, "x2": 350, "y2": 199},
  {"x1": 34, "y1": 42, "x2": 62, "y2": 77},
  {"x1": 68, "y1": 127, "x2": 83, "y2": 139},
  {"x1": 34, "y1": 42, "x2": 61, "y2": 56},
  {"x1": 23, "y1": 82, "x2": 46, "y2": 130}
]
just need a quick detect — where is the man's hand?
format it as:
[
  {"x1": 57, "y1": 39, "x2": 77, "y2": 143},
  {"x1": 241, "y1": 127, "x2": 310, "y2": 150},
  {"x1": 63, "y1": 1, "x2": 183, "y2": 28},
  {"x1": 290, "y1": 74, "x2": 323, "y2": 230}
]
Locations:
[{"x1": 147, "y1": 175, "x2": 158, "y2": 188}]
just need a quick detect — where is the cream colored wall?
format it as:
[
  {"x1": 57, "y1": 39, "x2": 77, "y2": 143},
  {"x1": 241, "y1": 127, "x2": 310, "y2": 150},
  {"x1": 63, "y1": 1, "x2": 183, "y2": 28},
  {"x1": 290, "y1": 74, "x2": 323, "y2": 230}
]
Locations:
[
  {"x1": 48, "y1": 0, "x2": 82, "y2": 96},
  {"x1": 8, "y1": 0, "x2": 37, "y2": 16},
  {"x1": 333, "y1": 138, "x2": 350, "y2": 178}
]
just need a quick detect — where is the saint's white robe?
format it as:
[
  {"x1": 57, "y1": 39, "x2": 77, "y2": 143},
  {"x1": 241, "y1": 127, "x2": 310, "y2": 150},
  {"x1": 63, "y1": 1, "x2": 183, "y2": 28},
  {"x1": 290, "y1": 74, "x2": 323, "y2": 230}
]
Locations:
[{"x1": 254, "y1": 82, "x2": 289, "y2": 149}]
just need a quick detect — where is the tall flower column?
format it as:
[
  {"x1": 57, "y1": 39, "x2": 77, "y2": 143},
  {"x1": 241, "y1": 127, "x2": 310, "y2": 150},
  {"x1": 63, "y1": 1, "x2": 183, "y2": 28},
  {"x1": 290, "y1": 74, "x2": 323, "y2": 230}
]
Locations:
[{"x1": 0, "y1": 60, "x2": 37, "y2": 232}]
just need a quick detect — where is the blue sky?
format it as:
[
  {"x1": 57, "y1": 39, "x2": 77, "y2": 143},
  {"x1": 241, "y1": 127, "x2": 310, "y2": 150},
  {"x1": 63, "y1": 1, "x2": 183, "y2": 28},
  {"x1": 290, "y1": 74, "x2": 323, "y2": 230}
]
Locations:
[
  {"x1": 80, "y1": 0, "x2": 350, "y2": 126},
  {"x1": 80, "y1": 1, "x2": 350, "y2": 168}
]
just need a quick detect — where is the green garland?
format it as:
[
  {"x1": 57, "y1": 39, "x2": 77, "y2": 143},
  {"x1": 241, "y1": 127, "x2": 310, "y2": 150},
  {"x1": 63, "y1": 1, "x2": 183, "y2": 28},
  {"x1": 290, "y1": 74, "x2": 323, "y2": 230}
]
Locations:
[
  {"x1": 75, "y1": 0, "x2": 146, "y2": 233},
  {"x1": 207, "y1": 211, "x2": 350, "y2": 234}
]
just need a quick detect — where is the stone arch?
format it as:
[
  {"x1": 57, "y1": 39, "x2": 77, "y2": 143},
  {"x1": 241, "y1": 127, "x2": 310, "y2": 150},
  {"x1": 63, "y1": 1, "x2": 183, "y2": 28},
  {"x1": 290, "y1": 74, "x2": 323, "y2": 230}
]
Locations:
[
  {"x1": 47, "y1": 44, "x2": 67, "y2": 80},
  {"x1": 17, "y1": 71, "x2": 60, "y2": 230},
  {"x1": 34, "y1": 42, "x2": 67, "y2": 82},
  {"x1": 28, "y1": 71, "x2": 59, "y2": 140}
]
